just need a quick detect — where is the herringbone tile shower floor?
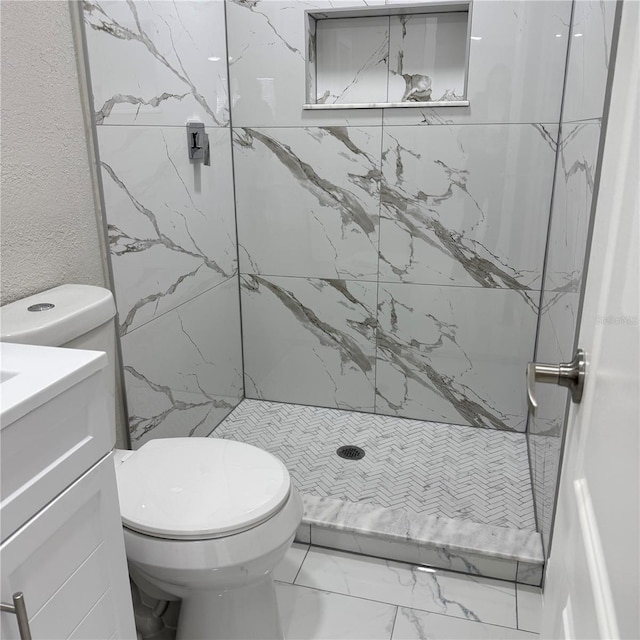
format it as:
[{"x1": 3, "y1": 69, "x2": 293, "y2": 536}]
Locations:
[{"x1": 212, "y1": 400, "x2": 536, "y2": 531}]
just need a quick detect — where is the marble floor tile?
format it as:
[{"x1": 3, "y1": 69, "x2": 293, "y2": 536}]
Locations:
[
  {"x1": 516, "y1": 585, "x2": 543, "y2": 633},
  {"x1": 276, "y1": 582, "x2": 397, "y2": 640},
  {"x1": 274, "y1": 543, "x2": 311, "y2": 584},
  {"x1": 296, "y1": 548, "x2": 517, "y2": 628},
  {"x1": 391, "y1": 607, "x2": 538, "y2": 639},
  {"x1": 213, "y1": 400, "x2": 536, "y2": 530}
]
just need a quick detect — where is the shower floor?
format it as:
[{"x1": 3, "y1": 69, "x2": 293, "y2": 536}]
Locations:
[{"x1": 212, "y1": 399, "x2": 543, "y2": 583}]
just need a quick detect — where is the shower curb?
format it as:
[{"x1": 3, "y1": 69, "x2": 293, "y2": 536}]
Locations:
[{"x1": 295, "y1": 494, "x2": 544, "y2": 586}]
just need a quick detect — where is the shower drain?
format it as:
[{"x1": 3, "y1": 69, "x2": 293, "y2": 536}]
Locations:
[{"x1": 336, "y1": 445, "x2": 365, "y2": 460}]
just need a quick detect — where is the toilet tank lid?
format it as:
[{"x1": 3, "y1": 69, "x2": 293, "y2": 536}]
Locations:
[{"x1": 0, "y1": 284, "x2": 116, "y2": 347}]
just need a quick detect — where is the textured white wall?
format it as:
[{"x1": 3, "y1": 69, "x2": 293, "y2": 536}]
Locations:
[{"x1": 0, "y1": 0, "x2": 106, "y2": 305}]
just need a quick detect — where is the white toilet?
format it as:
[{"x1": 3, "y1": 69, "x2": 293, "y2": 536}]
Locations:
[{"x1": 0, "y1": 284, "x2": 303, "y2": 640}]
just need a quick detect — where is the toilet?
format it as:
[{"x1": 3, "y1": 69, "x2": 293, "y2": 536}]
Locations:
[{"x1": 0, "y1": 284, "x2": 303, "y2": 640}]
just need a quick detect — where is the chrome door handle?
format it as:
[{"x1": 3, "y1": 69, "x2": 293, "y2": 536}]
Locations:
[
  {"x1": 1, "y1": 592, "x2": 32, "y2": 640},
  {"x1": 527, "y1": 348, "x2": 586, "y2": 415}
]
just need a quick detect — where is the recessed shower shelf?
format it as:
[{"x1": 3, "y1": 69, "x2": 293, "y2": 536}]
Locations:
[
  {"x1": 303, "y1": 100, "x2": 470, "y2": 110},
  {"x1": 305, "y1": 2, "x2": 472, "y2": 109}
]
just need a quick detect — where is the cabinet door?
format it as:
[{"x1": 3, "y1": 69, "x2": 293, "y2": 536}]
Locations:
[{"x1": 1, "y1": 454, "x2": 136, "y2": 640}]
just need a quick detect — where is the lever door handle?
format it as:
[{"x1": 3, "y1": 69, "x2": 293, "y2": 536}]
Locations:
[{"x1": 527, "y1": 348, "x2": 585, "y2": 415}]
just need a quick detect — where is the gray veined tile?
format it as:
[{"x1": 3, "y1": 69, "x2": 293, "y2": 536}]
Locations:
[
  {"x1": 391, "y1": 607, "x2": 538, "y2": 639},
  {"x1": 375, "y1": 283, "x2": 538, "y2": 432},
  {"x1": 562, "y1": 0, "x2": 617, "y2": 123},
  {"x1": 273, "y1": 543, "x2": 310, "y2": 584},
  {"x1": 296, "y1": 547, "x2": 517, "y2": 628},
  {"x1": 226, "y1": 0, "x2": 384, "y2": 128},
  {"x1": 516, "y1": 585, "x2": 542, "y2": 633},
  {"x1": 516, "y1": 563, "x2": 544, "y2": 588},
  {"x1": 316, "y1": 17, "x2": 390, "y2": 104},
  {"x1": 122, "y1": 279, "x2": 243, "y2": 447},
  {"x1": 98, "y1": 126, "x2": 237, "y2": 335},
  {"x1": 83, "y1": 0, "x2": 229, "y2": 126},
  {"x1": 542, "y1": 122, "x2": 602, "y2": 293},
  {"x1": 240, "y1": 275, "x2": 377, "y2": 412},
  {"x1": 276, "y1": 582, "x2": 397, "y2": 640},
  {"x1": 387, "y1": 13, "x2": 468, "y2": 103},
  {"x1": 233, "y1": 127, "x2": 381, "y2": 280},
  {"x1": 379, "y1": 124, "x2": 557, "y2": 290},
  {"x1": 214, "y1": 400, "x2": 536, "y2": 531},
  {"x1": 384, "y1": 0, "x2": 572, "y2": 126}
]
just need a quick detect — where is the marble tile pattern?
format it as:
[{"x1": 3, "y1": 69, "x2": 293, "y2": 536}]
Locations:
[
  {"x1": 98, "y1": 126, "x2": 238, "y2": 335},
  {"x1": 240, "y1": 276, "x2": 378, "y2": 411},
  {"x1": 227, "y1": 0, "x2": 572, "y2": 126},
  {"x1": 83, "y1": 0, "x2": 229, "y2": 126},
  {"x1": 228, "y1": 1, "x2": 565, "y2": 430},
  {"x1": 214, "y1": 399, "x2": 536, "y2": 528},
  {"x1": 379, "y1": 124, "x2": 557, "y2": 290},
  {"x1": 83, "y1": 0, "x2": 244, "y2": 444},
  {"x1": 516, "y1": 585, "x2": 543, "y2": 634},
  {"x1": 233, "y1": 127, "x2": 381, "y2": 280},
  {"x1": 383, "y1": 0, "x2": 572, "y2": 126},
  {"x1": 123, "y1": 279, "x2": 243, "y2": 447},
  {"x1": 375, "y1": 284, "x2": 538, "y2": 431},
  {"x1": 315, "y1": 17, "x2": 390, "y2": 105},
  {"x1": 541, "y1": 123, "x2": 602, "y2": 293},
  {"x1": 387, "y1": 13, "x2": 468, "y2": 103},
  {"x1": 131, "y1": 542, "x2": 541, "y2": 640},
  {"x1": 301, "y1": 493, "x2": 543, "y2": 564},
  {"x1": 562, "y1": 0, "x2": 618, "y2": 123},
  {"x1": 297, "y1": 547, "x2": 518, "y2": 628}
]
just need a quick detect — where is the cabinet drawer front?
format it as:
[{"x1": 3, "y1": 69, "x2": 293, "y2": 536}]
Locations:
[
  {"x1": 1, "y1": 455, "x2": 136, "y2": 640},
  {"x1": 1, "y1": 370, "x2": 113, "y2": 541}
]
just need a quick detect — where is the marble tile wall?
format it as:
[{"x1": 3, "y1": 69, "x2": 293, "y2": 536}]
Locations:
[
  {"x1": 228, "y1": 0, "x2": 572, "y2": 432},
  {"x1": 529, "y1": 0, "x2": 617, "y2": 553},
  {"x1": 83, "y1": 0, "x2": 243, "y2": 447}
]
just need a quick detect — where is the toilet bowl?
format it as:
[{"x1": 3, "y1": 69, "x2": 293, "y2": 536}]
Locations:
[
  {"x1": 115, "y1": 437, "x2": 303, "y2": 640},
  {"x1": 0, "y1": 285, "x2": 303, "y2": 640}
]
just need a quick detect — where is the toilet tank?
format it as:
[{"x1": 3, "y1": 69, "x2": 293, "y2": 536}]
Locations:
[{"x1": 0, "y1": 285, "x2": 118, "y2": 412}]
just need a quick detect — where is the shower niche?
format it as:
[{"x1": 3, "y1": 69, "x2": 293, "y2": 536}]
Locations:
[{"x1": 304, "y1": 2, "x2": 471, "y2": 109}]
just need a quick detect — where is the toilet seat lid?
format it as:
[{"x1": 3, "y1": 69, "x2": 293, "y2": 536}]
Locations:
[{"x1": 116, "y1": 438, "x2": 291, "y2": 539}]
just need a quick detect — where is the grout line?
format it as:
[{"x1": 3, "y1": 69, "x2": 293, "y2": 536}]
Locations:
[
  {"x1": 389, "y1": 605, "x2": 399, "y2": 640},
  {"x1": 278, "y1": 578, "x2": 528, "y2": 634},
  {"x1": 121, "y1": 274, "x2": 238, "y2": 338},
  {"x1": 223, "y1": 0, "x2": 248, "y2": 402},
  {"x1": 238, "y1": 270, "x2": 546, "y2": 293},
  {"x1": 292, "y1": 544, "x2": 312, "y2": 585},
  {"x1": 515, "y1": 580, "x2": 520, "y2": 630},
  {"x1": 94, "y1": 121, "x2": 570, "y2": 129}
]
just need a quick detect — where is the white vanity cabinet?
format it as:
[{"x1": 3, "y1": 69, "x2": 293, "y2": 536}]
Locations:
[{"x1": 0, "y1": 344, "x2": 136, "y2": 640}]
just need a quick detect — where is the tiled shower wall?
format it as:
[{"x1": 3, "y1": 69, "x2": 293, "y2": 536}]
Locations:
[
  {"x1": 83, "y1": 1, "x2": 243, "y2": 447},
  {"x1": 529, "y1": 0, "x2": 617, "y2": 552},
  {"x1": 228, "y1": 0, "x2": 572, "y2": 432}
]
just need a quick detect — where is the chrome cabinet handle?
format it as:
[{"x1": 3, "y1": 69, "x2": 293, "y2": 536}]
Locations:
[
  {"x1": 527, "y1": 348, "x2": 586, "y2": 415},
  {"x1": 1, "y1": 592, "x2": 32, "y2": 640}
]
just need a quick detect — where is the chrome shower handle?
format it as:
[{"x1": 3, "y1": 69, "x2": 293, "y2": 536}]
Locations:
[
  {"x1": 527, "y1": 349, "x2": 586, "y2": 415},
  {"x1": 1, "y1": 592, "x2": 32, "y2": 640}
]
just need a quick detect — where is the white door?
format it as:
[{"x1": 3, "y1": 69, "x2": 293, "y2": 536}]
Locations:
[{"x1": 541, "y1": 2, "x2": 639, "y2": 638}]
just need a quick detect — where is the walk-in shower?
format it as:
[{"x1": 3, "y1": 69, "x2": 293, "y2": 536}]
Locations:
[{"x1": 77, "y1": 0, "x2": 617, "y2": 590}]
